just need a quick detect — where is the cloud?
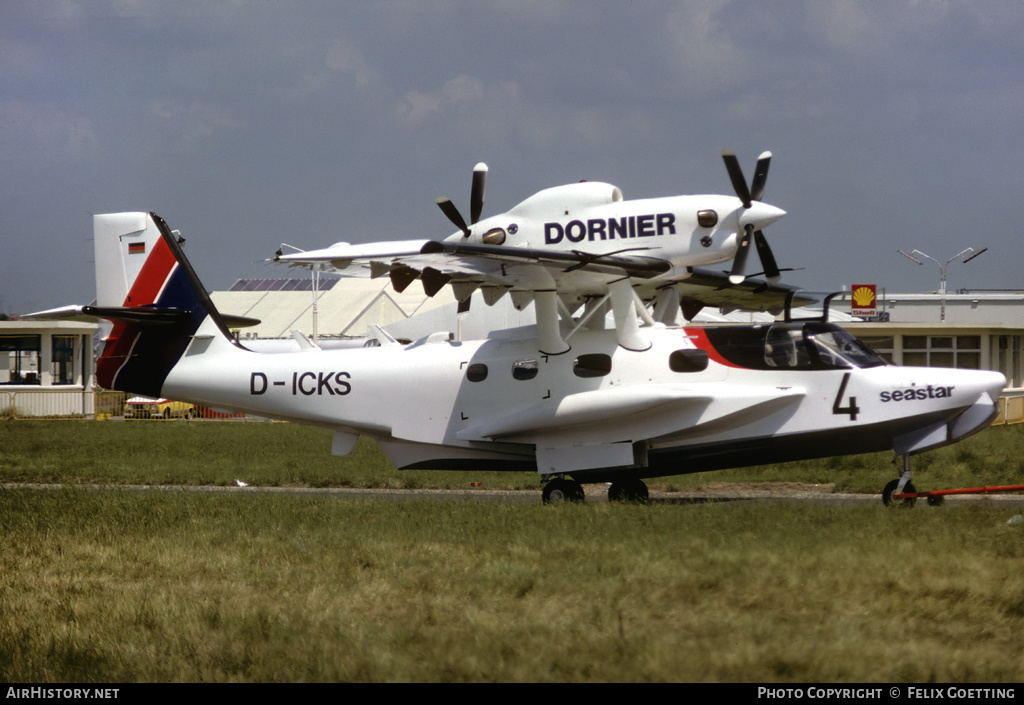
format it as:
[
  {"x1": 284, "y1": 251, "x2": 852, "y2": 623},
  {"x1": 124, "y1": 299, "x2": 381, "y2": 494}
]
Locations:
[
  {"x1": 145, "y1": 100, "x2": 243, "y2": 141},
  {"x1": 324, "y1": 40, "x2": 373, "y2": 86},
  {"x1": 396, "y1": 74, "x2": 486, "y2": 126},
  {"x1": 3, "y1": 101, "x2": 99, "y2": 158}
]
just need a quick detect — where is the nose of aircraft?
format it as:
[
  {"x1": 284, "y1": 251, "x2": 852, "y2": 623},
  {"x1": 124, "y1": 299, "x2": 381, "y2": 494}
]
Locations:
[
  {"x1": 946, "y1": 368, "x2": 1007, "y2": 442},
  {"x1": 978, "y1": 368, "x2": 1003, "y2": 401},
  {"x1": 960, "y1": 369, "x2": 1007, "y2": 403},
  {"x1": 739, "y1": 202, "x2": 786, "y2": 231}
]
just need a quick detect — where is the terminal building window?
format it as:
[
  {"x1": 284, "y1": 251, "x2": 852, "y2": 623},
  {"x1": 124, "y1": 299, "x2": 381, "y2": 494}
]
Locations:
[
  {"x1": 997, "y1": 336, "x2": 1023, "y2": 389},
  {"x1": 902, "y1": 335, "x2": 981, "y2": 369},
  {"x1": 0, "y1": 335, "x2": 42, "y2": 385},
  {"x1": 51, "y1": 335, "x2": 78, "y2": 385}
]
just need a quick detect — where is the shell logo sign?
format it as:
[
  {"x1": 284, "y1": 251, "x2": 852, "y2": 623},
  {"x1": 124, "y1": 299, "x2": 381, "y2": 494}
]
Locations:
[{"x1": 851, "y1": 284, "x2": 877, "y2": 316}]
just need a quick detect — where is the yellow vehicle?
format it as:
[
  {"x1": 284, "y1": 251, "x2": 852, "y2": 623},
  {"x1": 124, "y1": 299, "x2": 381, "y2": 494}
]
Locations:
[{"x1": 124, "y1": 396, "x2": 195, "y2": 420}]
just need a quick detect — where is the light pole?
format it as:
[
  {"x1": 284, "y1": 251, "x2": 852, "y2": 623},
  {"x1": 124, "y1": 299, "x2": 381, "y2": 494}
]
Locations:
[{"x1": 898, "y1": 247, "x2": 987, "y2": 322}]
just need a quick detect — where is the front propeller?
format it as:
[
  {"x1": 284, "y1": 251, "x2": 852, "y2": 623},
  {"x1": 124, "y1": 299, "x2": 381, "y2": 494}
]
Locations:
[{"x1": 722, "y1": 150, "x2": 784, "y2": 284}]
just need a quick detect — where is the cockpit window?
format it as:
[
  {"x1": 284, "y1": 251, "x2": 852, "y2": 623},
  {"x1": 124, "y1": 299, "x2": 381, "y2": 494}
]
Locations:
[
  {"x1": 806, "y1": 327, "x2": 885, "y2": 369},
  {"x1": 765, "y1": 326, "x2": 812, "y2": 369},
  {"x1": 705, "y1": 323, "x2": 885, "y2": 371}
]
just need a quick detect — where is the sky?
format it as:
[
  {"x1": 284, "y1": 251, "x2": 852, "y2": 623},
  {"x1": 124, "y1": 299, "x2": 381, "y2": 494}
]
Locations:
[{"x1": 3, "y1": 0, "x2": 1023, "y2": 314}]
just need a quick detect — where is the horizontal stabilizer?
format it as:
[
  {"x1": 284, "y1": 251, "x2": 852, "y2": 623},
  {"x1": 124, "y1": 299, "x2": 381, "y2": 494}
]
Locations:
[{"x1": 23, "y1": 304, "x2": 260, "y2": 329}]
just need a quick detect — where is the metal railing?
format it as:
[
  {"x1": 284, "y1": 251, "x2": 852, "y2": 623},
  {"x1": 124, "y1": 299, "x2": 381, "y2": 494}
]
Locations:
[
  {"x1": 0, "y1": 390, "x2": 270, "y2": 422},
  {"x1": 996, "y1": 393, "x2": 1024, "y2": 426}
]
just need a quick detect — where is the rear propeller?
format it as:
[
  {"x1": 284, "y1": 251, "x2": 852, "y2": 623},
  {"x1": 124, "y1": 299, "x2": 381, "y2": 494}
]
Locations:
[
  {"x1": 433, "y1": 162, "x2": 488, "y2": 312},
  {"x1": 722, "y1": 150, "x2": 783, "y2": 284},
  {"x1": 436, "y1": 162, "x2": 488, "y2": 238}
]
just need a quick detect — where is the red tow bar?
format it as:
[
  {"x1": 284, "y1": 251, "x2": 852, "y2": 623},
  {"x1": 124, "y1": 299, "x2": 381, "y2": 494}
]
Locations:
[{"x1": 893, "y1": 484, "x2": 1024, "y2": 500}]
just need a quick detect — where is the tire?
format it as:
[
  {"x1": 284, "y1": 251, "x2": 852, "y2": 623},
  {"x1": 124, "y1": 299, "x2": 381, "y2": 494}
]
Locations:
[
  {"x1": 882, "y1": 479, "x2": 917, "y2": 508},
  {"x1": 608, "y1": 479, "x2": 649, "y2": 504},
  {"x1": 542, "y1": 478, "x2": 585, "y2": 504}
]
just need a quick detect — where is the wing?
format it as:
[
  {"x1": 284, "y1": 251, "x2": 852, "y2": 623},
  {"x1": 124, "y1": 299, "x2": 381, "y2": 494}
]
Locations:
[{"x1": 274, "y1": 239, "x2": 805, "y2": 317}]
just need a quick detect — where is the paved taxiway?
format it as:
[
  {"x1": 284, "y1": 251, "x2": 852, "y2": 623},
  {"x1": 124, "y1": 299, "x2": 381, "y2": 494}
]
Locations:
[{"x1": 5, "y1": 482, "x2": 1024, "y2": 507}]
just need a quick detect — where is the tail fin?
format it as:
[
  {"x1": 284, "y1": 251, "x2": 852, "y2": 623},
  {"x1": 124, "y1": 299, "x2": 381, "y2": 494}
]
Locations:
[
  {"x1": 24, "y1": 211, "x2": 258, "y2": 397},
  {"x1": 93, "y1": 213, "x2": 252, "y2": 396}
]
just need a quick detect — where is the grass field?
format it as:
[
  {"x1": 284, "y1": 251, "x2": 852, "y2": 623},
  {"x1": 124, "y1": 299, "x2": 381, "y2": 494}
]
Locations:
[
  {"x1": 2, "y1": 421, "x2": 1024, "y2": 682},
  {"x1": 3, "y1": 419, "x2": 1024, "y2": 495}
]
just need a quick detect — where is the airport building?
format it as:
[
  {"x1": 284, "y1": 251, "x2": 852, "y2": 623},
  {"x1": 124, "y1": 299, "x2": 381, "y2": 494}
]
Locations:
[{"x1": 0, "y1": 318, "x2": 98, "y2": 416}]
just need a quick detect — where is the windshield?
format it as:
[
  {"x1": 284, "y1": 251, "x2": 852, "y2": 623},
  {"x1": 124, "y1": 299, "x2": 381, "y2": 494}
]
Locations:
[
  {"x1": 766, "y1": 323, "x2": 885, "y2": 370},
  {"x1": 806, "y1": 326, "x2": 886, "y2": 369},
  {"x1": 704, "y1": 322, "x2": 888, "y2": 371}
]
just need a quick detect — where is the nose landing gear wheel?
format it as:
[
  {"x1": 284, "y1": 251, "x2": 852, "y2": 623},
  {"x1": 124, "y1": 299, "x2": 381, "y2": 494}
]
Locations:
[
  {"x1": 542, "y1": 478, "x2": 585, "y2": 504},
  {"x1": 882, "y1": 479, "x2": 917, "y2": 508}
]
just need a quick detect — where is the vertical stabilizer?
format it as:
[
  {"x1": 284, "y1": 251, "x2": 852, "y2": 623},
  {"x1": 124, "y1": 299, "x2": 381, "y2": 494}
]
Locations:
[
  {"x1": 93, "y1": 212, "x2": 242, "y2": 396},
  {"x1": 94, "y1": 212, "x2": 154, "y2": 308}
]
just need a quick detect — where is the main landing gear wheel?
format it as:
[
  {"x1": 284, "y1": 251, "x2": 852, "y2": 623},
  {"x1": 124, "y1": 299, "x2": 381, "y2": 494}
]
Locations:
[
  {"x1": 607, "y1": 479, "x2": 649, "y2": 504},
  {"x1": 882, "y1": 479, "x2": 917, "y2": 508},
  {"x1": 542, "y1": 477, "x2": 585, "y2": 504}
]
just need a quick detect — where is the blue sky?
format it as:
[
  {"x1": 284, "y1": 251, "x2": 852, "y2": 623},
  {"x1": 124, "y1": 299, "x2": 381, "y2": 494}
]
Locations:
[{"x1": 3, "y1": 1, "x2": 1023, "y2": 313}]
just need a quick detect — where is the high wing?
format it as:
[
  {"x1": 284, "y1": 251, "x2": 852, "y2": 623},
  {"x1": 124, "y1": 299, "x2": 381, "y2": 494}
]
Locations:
[
  {"x1": 274, "y1": 237, "x2": 801, "y2": 320},
  {"x1": 273, "y1": 151, "x2": 798, "y2": 319}
]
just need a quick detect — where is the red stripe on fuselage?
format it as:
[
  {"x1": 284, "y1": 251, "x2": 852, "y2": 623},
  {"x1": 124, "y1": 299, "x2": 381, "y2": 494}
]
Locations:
[{"x1": 685, "y1": 328, "x2": 744, "y2": 369}]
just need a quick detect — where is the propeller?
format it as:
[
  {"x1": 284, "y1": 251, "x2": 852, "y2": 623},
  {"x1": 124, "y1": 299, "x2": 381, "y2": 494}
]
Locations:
[
  {"x1": 436, "y1": 162, "x2": 488, "y2": 238},
  {"x1": 722, "y1": 150, "x2": 783, "y2": 285},
  {"x1": 433, "y1": 162, "x2": 489, "y2": 309}
]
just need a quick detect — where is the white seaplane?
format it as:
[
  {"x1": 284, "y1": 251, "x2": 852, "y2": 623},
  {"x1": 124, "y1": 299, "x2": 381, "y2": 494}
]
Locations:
[{"x1": 25, "y1": 154, "x2": 1005, "y2": 504}]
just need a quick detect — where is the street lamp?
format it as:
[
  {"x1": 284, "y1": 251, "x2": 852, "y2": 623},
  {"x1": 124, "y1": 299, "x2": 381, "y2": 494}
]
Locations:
[{"x1": 898, "y1": 247, "x2": 988, "y2": 322}]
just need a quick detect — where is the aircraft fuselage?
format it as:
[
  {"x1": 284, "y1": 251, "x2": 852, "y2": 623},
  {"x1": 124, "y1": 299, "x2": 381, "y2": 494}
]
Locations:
[{"x1": 162, "y1": 319, "x2": 1005, "y2": 484}]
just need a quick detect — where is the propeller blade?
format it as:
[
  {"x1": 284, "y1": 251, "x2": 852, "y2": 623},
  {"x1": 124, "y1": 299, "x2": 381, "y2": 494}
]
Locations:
[
  {"x1": 470, "y1": 162, "x2": 487, "y2": 224},
  {"x1": 753, "y1": 230, "x2": 781, "y2": 282},
  {"x1": 722, "y1": 150, "x2": 752, "y2": 208},
  {"x1": 437, "y1": 197, "x2": 470, "y2": 237},
  {"x1": 729, "y1": 224, "x2": 754, "y2": 285},
  {"x1": 750, "y1": 151, "x2": 771, "y2": 202}
]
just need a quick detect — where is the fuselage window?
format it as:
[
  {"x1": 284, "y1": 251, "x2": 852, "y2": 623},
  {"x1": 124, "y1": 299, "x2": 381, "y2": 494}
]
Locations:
[
  {"x1": 466, "y1": 363, "x2": 488, "y2": 382},
  {"x1": 573, "y1": 353, "x2": 612, "y2": 378},
  {"x1": 669, "y1": 349, "x2": 709, "y2": 373},
  {"x1": 697, "y1": 210, "x2": 718, "y2": 228},
  {"x1": 512, "y1": 359, "x2": 538, "y2": 381}
]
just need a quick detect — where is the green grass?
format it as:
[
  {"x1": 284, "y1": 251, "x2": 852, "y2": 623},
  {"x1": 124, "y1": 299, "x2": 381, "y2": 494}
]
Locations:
[
  {"x1": 3, "y1": 420, "x2": 1024, "y2": 682},
  {"x1": 2, "y1": 489, "x2": 1023, "y2": 682},
  {"x1": 2, "y1": 419, "x2": 1023, "y2": 495},
  {"x1": 0, "y1": 420, "x2": 540, "y2": 490}
]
